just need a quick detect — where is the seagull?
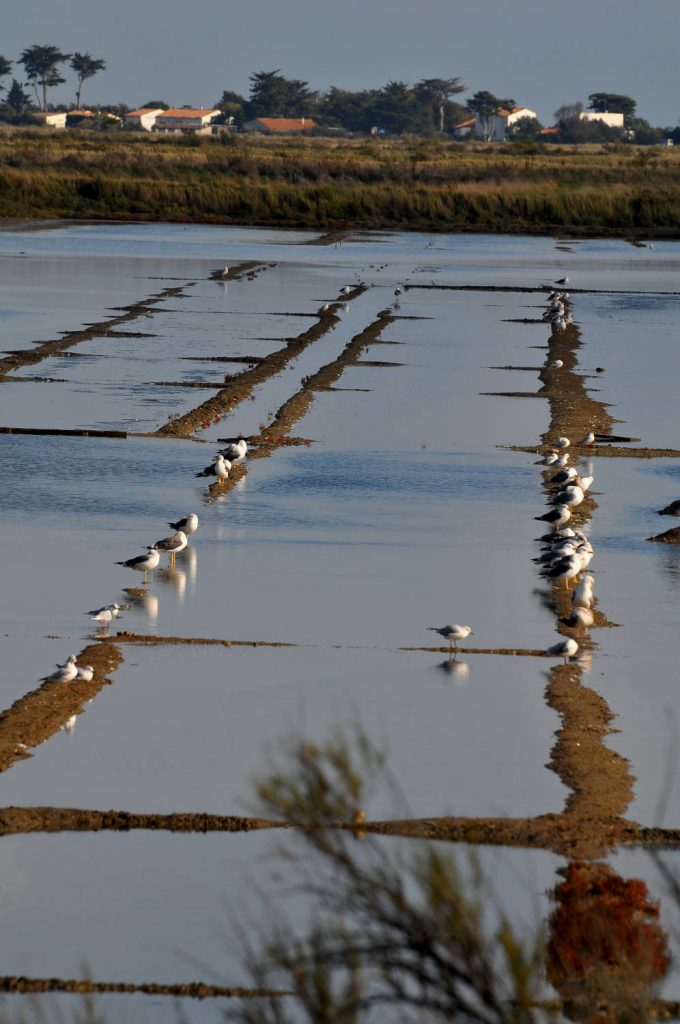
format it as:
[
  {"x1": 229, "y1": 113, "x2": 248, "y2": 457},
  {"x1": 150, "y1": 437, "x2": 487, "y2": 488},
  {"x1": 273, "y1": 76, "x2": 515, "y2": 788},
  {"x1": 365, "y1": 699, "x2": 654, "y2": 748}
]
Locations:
[
  {"x1": 318, "y1": 303, "x2": 332, "y2": 315},
  {"x1": 551, "y1": 485, "x2": 584, "y2": 507},
  {"x1": 220, "y1": 437, "x2": 247, "y2": 462},
  {"x1": 554, "y1": 437, "x2": 570, "y2": 449},
  {"x1": 555, "y1": 276, "x2": 570, "y2": 285},
  {"x1": 657, "y1": 499, "x2": 680, "y2": 517},
  {"x1": 535, "y1": 505, "x2": 571, "y2": 528},
  {"x1": 75, "y1": 665, "x2": 95, "y2": 682},
  {"x1": 578, "y1": 432, "x2": 596, "y2": 446},
  {"x1": 535, "y1": 451, "x2": 559, "y2": 466},
  {"x1": 41, "y1": 655, "x2": 78, "y2": 684},
  {"x1": 567, "y1": 607, "x2": 594, "y2": 628},
  {"x1": 340, "y1": 285, "x2": 352, "y2": 295},
  {"x1": 196, "y1": 454, "x2": 231, "y2": 481},
  {"x1": 546, "y1": 553, "x2": 583, "y2": 589},
  {"x1": 572, "y1": 574, "x2": 594, "y2": 609},
  {"x1": 549, "y1": 466, "x2": 578, "y2": 486},
  {"x1": 87, "y1": 605, "x2": 122, "y2": 629},
  {"x1": 547, "y1": 359, "x2": 563, "y2": 369},
  {"x1": 168, "y1": 513, "x2": 199, "y2": 535},
  {"x1": 544, "y1": 637, "x2": 578, "y2": 662},
  {"x1": 150, "y1": 530, "x2": 187, "y2": 568},
  {"x1": 427, "y1": 624, "x2": 473, "y2": 652},
  {"x1": 116, "y1": 545, "x2": 160, "y2": 583}
]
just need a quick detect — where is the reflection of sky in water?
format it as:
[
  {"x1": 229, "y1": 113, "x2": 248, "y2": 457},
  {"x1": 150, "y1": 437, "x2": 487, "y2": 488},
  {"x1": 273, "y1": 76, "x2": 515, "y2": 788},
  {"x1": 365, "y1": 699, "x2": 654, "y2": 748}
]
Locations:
[{"x1": 2, "y1": 224, "x2": 680, "y2": 1016}]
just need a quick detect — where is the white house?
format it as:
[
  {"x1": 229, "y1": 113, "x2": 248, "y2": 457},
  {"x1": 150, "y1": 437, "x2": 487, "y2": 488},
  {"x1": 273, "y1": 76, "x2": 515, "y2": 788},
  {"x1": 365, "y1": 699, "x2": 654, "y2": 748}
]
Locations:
[
  {"x1": 454, "y1": 106, "x2": 538, "y2": 141},
  {"x1": 580, "y1": 111, "x2": 624, "y2": 128},
  {"x1": 125, "y1": 107, "x2": 164, "y2": 131},
  {"x1": 30, "y1": 111, "x2": 67, "y2": 128},
  {"x1": 152, "y1": 108, "x2": 221, "y2": 134}
]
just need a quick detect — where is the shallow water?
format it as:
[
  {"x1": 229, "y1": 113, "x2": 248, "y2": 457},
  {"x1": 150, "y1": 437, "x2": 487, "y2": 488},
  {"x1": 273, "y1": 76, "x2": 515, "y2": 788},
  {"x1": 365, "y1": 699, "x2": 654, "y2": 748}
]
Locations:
[{"x1": 3, "y1": 222, "x2": 680, "y2": 1020}]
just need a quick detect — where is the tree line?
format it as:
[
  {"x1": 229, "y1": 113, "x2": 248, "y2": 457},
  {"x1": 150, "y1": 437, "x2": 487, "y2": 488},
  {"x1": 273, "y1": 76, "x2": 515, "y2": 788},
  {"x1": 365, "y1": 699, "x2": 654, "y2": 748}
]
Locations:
[
  {"x1": 0, "y1": 54, "x2": 675, "y2": 144},
  {"x1": 0, "y1": 45, "x2": 105, "y2": 115}
]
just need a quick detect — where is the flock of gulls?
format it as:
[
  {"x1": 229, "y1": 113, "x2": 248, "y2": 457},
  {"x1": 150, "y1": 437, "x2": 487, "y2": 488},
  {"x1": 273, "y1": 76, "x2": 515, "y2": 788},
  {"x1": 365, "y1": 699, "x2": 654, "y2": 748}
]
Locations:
[
  {"x1": 41, "y1": 437, "x2": 249, "y2": 686},
  {"x1": 428, "y1": 285, "x2": 597, "y2": 667}
]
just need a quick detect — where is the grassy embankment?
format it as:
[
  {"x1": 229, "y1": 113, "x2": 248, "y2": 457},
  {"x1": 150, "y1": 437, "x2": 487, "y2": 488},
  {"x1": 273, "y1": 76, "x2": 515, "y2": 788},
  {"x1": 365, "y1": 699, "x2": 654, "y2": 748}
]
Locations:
[{"x1": 1, "y1": 128, "x2": 679, "y2": 236}]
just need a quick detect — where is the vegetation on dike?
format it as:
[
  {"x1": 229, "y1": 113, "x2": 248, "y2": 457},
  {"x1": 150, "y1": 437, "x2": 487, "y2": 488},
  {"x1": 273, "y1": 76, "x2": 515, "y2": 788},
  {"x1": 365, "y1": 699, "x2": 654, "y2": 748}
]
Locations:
[{"x1": 2, "y1": 129, "x2": 680, "y2": 236}]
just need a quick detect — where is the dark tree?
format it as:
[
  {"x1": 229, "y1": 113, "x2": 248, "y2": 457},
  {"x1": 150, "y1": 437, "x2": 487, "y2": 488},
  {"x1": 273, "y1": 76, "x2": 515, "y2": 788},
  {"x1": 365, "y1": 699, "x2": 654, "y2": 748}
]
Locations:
[
  {"x1": 319, "y1": 86, "x2": 381, "y2": 133},
  {"x1": 467, "y1": 91, "x2": 515, "y2": 140},
  {"x1": 70, "y1": 52, "x2": 106, "y2": 108},
  {"x1": 554, "y1": 101, "x2": 583, "y2": 123},
  {"x1": 3, "y1": 79, "x2": 31, "y2": 115},
  {"x1": 19, "y1": 45, "x2": 69, "y2": 110},
  {"x1": 216, "y1": 89, "x2": 246, "y2": 123},
  {"x1": 0, "y1": 55, "x2": 11, "y2": 93},
  {"x1": 587, "y1": 92, "x2": 636, "y2": 119},
  {"x1": 142, "y1": 100, "x2": 169, "y2": 109},
  {"x1": 508, "y1": 115, "x2": 542, "y2": 141},
  {"x1": 372, "y1": 80, "x2": 430, "y2": 134},
  {"x1": 247, "y1": 70, "x2": 314, "y2": 118},
  {"x1": 415, "y1": 77, "x2": 466, "y2": 132}
]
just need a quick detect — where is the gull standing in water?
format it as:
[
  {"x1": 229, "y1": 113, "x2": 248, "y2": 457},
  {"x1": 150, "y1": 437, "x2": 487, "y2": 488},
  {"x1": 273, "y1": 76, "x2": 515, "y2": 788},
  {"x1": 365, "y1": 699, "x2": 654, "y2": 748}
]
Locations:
[
  {"x1": 150, "y1": 530, "x2": 187, "y2": 569},
  {"x1": 535, "y1": 504, "x2": 571, "y2": 529},
  {"x1": 116, "y1": 545, "x2": 160, "y2": 583},
  {"x1": 87, "y1": 603, "x2": 123, "y2": 629},
  {"x1": 544, "y1": 637, "x2": 578, "y2": 662},
  {"x1": 168, "y1": 513, "x2": 199, "y2": 536},
  {"x1": 221, "y1": 437, "x2": 248, "y2": 462},
  {"x1": 196, "y1": 454, "x2": 231, "y2": 481},
  {"x1": 427, "y1": 624, "x2": 474, "y2": 652}
]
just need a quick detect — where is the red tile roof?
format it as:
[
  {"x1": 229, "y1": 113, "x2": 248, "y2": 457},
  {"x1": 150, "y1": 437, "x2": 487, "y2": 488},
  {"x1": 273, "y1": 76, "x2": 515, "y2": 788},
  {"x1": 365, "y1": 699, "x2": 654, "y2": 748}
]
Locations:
[
  {"x1": 255, "y1": 117, "x2": 317, "y2": 131},
  {"x1": 156, "y1": 108, "x2": 219, "y2": 119}
]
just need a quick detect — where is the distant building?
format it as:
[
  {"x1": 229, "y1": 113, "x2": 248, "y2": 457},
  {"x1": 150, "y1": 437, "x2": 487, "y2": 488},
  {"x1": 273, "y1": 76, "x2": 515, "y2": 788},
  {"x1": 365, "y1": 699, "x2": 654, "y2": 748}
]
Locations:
[
  {"x1": 243, "y1": 117, "x2": 318, "y2": 134},
  {"x1": 29, "y1": 111, "x2": 67, "y2": 128},
  {"x1": 454, "y1": 106, "x2": 538, "y2": 141},
  {"x1": 125, "y1": 107, "x2": 164, "y2": 131},
  {"x1": 152, "y1": 108, "x2": 221, "y2": 134},
  {"x1": 580, "y1": 111, "x2": 624, "y2": 128}
]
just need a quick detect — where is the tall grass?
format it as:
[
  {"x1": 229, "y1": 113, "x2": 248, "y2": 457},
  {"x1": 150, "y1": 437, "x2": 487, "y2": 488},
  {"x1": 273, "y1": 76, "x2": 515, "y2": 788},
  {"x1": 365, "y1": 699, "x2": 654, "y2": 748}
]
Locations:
[{"x1": 1, "y1": 129, "x2": 679, "y2": 234}]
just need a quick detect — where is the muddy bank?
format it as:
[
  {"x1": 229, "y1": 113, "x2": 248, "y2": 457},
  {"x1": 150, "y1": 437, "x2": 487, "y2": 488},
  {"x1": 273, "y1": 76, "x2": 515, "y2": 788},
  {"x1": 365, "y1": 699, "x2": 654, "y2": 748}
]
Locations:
[
  {"x1": 154, "y1": 285, "x2": 367, "y2": 438},
  {"x1": 0, "y1": 805, "x2": 284, "y2": 837},
  {"x1": 0, "y1": 284, "x2": 192, "y2": 381},
  {"x1": 0, "y1": 975, "x2": 287, "y2": 1000},
  {"x1": 0, "y1": 642, "x2": 123, "y2": 773}
]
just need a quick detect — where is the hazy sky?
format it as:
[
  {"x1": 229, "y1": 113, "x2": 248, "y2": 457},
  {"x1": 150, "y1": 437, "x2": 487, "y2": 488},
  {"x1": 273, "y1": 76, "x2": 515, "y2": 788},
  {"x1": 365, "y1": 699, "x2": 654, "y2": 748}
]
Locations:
[{"x1": 5, "y1": 0, "x2": 679, "y2": 127}]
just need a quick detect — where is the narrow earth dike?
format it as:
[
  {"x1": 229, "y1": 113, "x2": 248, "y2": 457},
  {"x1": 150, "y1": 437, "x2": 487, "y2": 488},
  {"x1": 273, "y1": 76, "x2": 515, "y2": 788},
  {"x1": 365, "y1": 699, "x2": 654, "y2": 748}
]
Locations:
[{"x1": 1, "y1": 130, "x2": 680, "y2": 236}]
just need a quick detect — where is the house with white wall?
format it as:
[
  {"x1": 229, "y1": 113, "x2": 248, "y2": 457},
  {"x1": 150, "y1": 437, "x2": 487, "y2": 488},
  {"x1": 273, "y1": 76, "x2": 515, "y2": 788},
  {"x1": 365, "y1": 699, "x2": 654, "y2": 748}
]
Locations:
[
  {"x1": 579, "y1": 111, "x2": 624, "y2": 128},
  {"x1": 30, "y1": 111, "x2": 67, "y2": 128},
  {"x1": 125, "y1": 108, "x2": 164, "y2": 131},
  {"x1": 152, "y1": 108, "x2": 221, "y2": 134},
  {"x1": 454, "y1": 106, "x2": 538, "y2": 141}
]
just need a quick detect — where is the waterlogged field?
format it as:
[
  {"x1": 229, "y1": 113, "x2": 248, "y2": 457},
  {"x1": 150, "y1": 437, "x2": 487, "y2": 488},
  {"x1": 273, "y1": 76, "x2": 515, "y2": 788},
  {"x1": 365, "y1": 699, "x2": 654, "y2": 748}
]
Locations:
[{"x1": 1, "y1": 224, "x2": 680, "y2": 1021}]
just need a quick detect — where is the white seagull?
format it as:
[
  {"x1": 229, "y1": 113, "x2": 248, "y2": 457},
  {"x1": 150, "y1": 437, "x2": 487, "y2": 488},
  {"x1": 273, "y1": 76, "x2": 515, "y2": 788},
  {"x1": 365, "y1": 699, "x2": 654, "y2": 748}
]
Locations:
[
  {"x1": 150, "y1": 530, "x2": 187, "y2": 568},
  {"x1": 75, "y1": 665, "x2": 95, "y2": 682},
  {"x1": 428, "y1": 624, "x2": 474, "y2": 652},
  {"x1": 168, "y1": 513, "x2": 199, "y2": 535},
  {"x1": 196, "y1": 454, "x2": 231, "y2": 481},
  {"x1": 116, "y1": 545, "x2": 161, "y2": 583},
  {"x1": 544, "y1": 637, "x2": 578, "y2": 662},
  {"x1": 221, "y1": 437, "x2": 248, "y2": 462},
  {"x1": 42, "y1": 655, "x2": 78, "y2": 684}
]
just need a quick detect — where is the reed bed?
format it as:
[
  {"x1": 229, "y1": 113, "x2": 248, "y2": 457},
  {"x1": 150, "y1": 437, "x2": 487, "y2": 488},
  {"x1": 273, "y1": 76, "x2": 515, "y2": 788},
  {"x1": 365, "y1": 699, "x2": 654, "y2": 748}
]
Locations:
[{"x1": 2, "y1": 128, "x2": 679, "y2": 235}]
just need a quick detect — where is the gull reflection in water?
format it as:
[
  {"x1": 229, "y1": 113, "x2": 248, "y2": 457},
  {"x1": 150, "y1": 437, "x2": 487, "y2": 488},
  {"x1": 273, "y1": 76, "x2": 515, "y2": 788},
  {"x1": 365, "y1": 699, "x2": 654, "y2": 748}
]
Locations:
[
  {"x1": 434, "y1": 658, "x2": 470, "y2": 683},
  {"x1": 124, "y1": 588, "x2": 159, "y2": 623},
  {"x1": 155, "y1": 565, "x2": 187, "y2": 601},
  {"x1": 62, "y1": 714, "x2": 77, "y2": 736}
]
